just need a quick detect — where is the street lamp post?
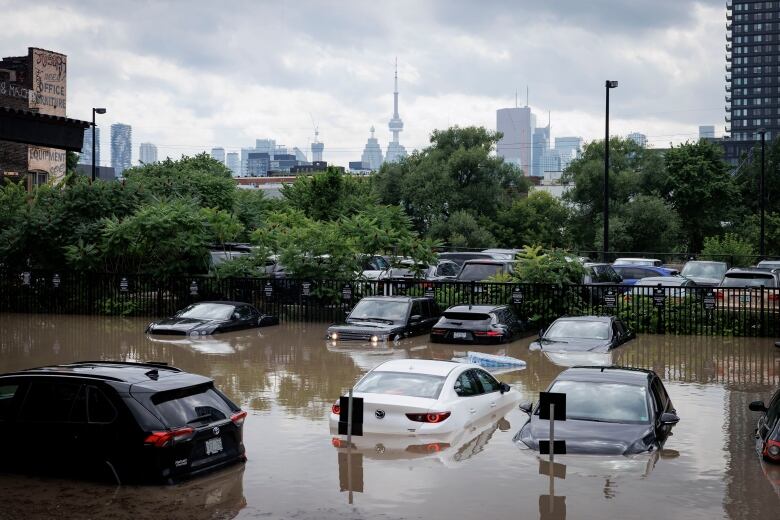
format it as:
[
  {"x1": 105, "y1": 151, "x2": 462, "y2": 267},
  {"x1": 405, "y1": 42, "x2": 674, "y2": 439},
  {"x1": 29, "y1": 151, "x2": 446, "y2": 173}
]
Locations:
[
  {"x1": 603, "y1": 80, "x2": 618, "y2": 262},
  {"x1": 91, "y1": 108, "x2": 106, "y2": 182},
  {"x1": 759, "y1": 128, "x2": 766, "y2": 258}
]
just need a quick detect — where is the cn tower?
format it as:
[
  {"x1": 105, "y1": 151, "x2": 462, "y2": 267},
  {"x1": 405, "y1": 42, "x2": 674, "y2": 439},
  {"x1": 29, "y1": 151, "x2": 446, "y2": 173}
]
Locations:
[{"x1": 385, "y1": 57, "x2": 407, "y2": 163}]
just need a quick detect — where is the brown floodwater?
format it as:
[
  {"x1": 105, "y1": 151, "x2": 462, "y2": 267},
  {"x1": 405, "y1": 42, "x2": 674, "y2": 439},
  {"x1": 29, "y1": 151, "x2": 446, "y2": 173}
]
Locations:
[{"x1": 1, "y1": 313, "x2": 779, "y2": 520}]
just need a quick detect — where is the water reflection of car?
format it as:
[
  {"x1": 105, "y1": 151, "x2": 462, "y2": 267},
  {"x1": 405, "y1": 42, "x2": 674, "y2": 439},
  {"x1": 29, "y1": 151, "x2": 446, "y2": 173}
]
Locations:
[
  {"x1": 715, "y1": 268, "x2": 780, "y2": 311},
  {"x1": 748, "y1": 388, "x2": 780, "y2": 464},
  {"x1": 326, "y1": 296, "x2": 441, "y2": 343},
  {"x1": 680, "y1": 260, "x2": 727, "y2": 287},
  {"x1": 514, "y1": 366, "x2": 680, "y2": 455},
  {"x1": 146, "y1": 301, "x2": 279, "y2": 336},
  {"x1": 529, "y1": 316, "x2": 634, "y2": 353},
  {"x1": 430, "y1": 305, "x2": 525, "y2": 344},
  {"x1": 328, "y1": 359, "x2": 520, "y2": 435},
  {"x1": 331, "y1": 403, "x2": 514, "y2": 466}
]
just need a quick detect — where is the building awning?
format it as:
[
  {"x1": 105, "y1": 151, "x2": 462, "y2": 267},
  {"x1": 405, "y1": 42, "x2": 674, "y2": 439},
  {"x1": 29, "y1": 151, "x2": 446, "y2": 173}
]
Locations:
[{"x1": 0, "y1": 106, "x2": 89, "y2": 151}]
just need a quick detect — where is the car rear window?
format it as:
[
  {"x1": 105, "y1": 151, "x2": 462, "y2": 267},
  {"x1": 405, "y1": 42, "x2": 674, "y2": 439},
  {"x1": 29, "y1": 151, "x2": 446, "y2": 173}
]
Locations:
[
  {"x1": 458, "y1": 264, "x2": 504, "y2": 281},
  {"x1": 151, "y1": 384, "x2": 233, "y2": 428},
  {"x1": 443, "y1": 312, "x2": 491, "y2": 321},
  {"x1": 721, "y1": 274, "x2": 776, "y2": 288},
  {"x1": 354, "y1": 371, "x2": 446, "y2": 399}
]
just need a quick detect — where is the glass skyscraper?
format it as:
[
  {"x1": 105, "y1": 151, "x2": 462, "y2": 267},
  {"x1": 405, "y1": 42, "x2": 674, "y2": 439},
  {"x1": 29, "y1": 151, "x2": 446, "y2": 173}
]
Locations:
[
  {"x1": 111, "y1": 123, "x2": 132, "y2": 177},
  {"x1": 78, "y1": 127, "x2": 100, "y2": 166}
]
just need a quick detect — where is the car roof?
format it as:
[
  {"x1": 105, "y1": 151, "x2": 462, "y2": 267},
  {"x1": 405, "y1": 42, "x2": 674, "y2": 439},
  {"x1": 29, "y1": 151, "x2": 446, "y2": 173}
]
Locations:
[
  {"x1": 634, "y1": 276, "x2": 689, "y2": 285},
  {"x1": 445, "y1": 304, "x2": 504, "y2": 313},
  {"x1": 359, "y1": 296, "x2": 428, "y2": 303},
  {"x1": 462, "y1": 259, "x2": 512, "y2": 265},
  {"x1": 725, "y1": 268, "x2": 775, "y2": 276},
  {"x1": 685, "y1": 260, "x2": 726, "y2": 265},
  {"x1": 551, "y1": 315, "x2": 612, "y2": 323},
  {"x1": 614, "y1": 257, "x2": 661, "y2": 262},
  {"x1": 187, "y1": 301, "x2": 252, "y2": 307},
  {"x1": 2, "y1": 361, "x2": 189, "y2": 385},
  {"x1": 555, "y1": 366, "x2": 655, "y2": 385},
  {"x1": 373, "y1": 359, "x2": 466, "y2": 377}
]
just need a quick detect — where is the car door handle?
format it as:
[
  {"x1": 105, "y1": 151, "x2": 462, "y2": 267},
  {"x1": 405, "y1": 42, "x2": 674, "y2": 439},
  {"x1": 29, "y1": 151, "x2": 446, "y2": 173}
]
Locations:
[
  {"x1": 490, "y1": 402, "x2": 497, "y2": 408},
  {"x1": 469, "y1": 408, "x2": 476, "y2": 414}
]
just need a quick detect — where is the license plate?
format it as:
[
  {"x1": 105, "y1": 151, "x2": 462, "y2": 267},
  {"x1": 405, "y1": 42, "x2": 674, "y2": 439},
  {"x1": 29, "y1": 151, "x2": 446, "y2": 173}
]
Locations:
[
  {"x1": 205, "y1": 437, "x2": 223, "y2": 456},
  {"x1": 453, "y1": 332, "x2": 467, "y2": 339}
]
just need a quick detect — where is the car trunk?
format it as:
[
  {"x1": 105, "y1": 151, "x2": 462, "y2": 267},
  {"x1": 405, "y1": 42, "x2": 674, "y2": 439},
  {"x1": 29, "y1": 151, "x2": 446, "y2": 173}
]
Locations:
[
  {"x1": 432, "y1": 313, "x2": 494, "y2": 343},
  {"x1": 352, "y1": 392, "x2": 441, "y2": 434}
]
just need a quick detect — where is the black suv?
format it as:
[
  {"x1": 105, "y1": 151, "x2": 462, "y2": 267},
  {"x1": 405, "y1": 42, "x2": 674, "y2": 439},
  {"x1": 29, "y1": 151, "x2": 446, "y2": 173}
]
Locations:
[
  {"x1": 326, "y1": 296, "x2": 441, "y2": 342},
  {"x1": 0, "y1": 361, "x2": 247, "y2": 484},
  {"x1": 430, "y1": 304, "x2": 525, "y2": 344}
]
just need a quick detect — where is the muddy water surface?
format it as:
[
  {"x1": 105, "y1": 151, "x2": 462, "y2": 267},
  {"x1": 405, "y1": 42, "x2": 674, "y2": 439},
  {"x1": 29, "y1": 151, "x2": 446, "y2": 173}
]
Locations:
[{"x1": 1, "y1": 313, "x2": 779, "y2": 520}]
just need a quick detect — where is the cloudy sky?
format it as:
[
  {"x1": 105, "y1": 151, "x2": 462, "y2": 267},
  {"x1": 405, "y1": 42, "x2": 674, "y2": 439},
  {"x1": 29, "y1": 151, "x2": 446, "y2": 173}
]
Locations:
[{"x1": 2, "y1": 0, "x2": 726, "y2": 166}]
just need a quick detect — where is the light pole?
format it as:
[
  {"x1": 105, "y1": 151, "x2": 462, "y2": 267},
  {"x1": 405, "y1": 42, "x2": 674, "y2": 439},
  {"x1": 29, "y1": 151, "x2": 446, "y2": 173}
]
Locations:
[
  {"x1": 91, "y1": 108, "x2": 106, "y2": 182},
  {"x1": 759, "y1": 128, "x2": 766, "y2": 258},
  {"x1": 603, "y1": 80, "x2": 618, "y2": 262}
]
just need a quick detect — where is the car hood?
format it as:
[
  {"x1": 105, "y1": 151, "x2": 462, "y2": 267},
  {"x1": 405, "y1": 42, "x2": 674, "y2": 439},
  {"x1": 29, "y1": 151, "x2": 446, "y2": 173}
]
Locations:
[
  {"x1": 683, "y1": 276, "x2": 721, "y2": 286},
  {"x1": 529, "y1": 338, "x2": 611, "y2": 353},
  {"x1": 148, "y1": 317, "x2": 223, "y2": 332},
  {"x1": 517, "y1": 417, "x2": 655, "y2": 455},
  {"x1": 329, "y1": 321, "x2": 402, "y2": 333}
]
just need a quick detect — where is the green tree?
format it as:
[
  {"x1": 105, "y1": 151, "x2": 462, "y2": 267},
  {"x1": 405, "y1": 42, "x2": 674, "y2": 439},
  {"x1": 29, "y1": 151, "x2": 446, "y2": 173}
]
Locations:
[
  {"x1": 429, "y1": 210, "x2": 496, "y2": 249},
  {"x1": 233, "y1": 189, "x2": 272, "y2": 240},
  {"x1": 661, "y1": 140, "x2": 736, "y2": 252},
  {"x1": 700, "y1": 232, "x2": 757, "y2": 265},
  {"x1": 493, "y1": 191, "x2": 570, "y2": 248},
  {"x1": 592, "y1": 195, "x2": 682, "y2": 253},
  {"x1": 374, "y1": 126, "x2": 530, "y2": 234},
  {"x1": 513, "y1": 245, "x2": 586, "y2": 285},
  {"x1": 99, "y1": 199, "x2": 211, "y2": 276},
  {"x1": 281, "y1": 166, "x2": 376, "y2": 221},
  {"x1": 123, "y1": 153, "x2": 236, "y2": 211}
]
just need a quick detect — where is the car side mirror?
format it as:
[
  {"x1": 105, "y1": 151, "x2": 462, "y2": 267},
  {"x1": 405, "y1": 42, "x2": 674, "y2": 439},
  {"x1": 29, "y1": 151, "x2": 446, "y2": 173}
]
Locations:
[
  {"x1": 410, "y1": 314, "x2": 422, "y2": 323},
  {"x1": 499, "y1": 382, "x2": 510, "y2": 394},
  {"x1": 258, "y1": 315, "x2": 279, "y2": 327},
  {"x1": 660, "y1": 412, "x2": 680, "y2": 425},
  {"x1": 749, "y1": 400, "x2": 767, "y2": 413},
  {"x1": 538, "y1": 328, "x2": 544, "y2": 339},
  {"x1": 519, "y1": 401, "x2": 533, "y2": 414},
  {"x1": 232, "y1": 312, "x2": 241, "y2": 320}
]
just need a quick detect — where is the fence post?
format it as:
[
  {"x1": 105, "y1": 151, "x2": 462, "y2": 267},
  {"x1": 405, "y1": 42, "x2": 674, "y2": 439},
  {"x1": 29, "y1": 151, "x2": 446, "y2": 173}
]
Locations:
[{"x1": 470, "y1": 281, "x2": 475, "y2": 306}]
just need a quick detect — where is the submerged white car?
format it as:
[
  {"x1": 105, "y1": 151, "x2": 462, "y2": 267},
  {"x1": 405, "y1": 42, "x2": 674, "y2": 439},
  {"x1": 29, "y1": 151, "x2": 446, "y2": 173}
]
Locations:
[{"x1": 329, "y1": 359, "x2": 521, "y2": 435}]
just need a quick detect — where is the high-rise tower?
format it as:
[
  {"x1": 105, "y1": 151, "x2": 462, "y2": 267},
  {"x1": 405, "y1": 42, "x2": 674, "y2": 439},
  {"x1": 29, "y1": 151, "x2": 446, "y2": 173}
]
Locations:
[
  {"x1": 361, "y1": 126, "x2": 384, "y2": 170},
  {"x1": 385, "y1": 58, "x2": 407, "y2": 163},
  {"x1": 111, "y1": 123, "x2": 132, "y2": 177},
  {"x1": 311, "y1": 128, "x2": 324, "y2": 162}
]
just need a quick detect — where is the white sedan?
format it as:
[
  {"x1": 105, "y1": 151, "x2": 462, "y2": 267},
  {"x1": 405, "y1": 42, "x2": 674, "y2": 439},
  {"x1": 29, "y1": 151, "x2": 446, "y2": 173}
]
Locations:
[{"x1": 329, "y1": 359, "x2": 521, "y2": 435}]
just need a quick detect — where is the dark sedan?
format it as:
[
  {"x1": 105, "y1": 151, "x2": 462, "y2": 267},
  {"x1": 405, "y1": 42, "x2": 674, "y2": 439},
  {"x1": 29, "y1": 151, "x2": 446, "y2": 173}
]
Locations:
[
  {"x1": 529, "y1": 316, "x2": 634, "y2": 353},
  {"x1": 514, "y1": 366, "x2": 680, "y2": 455},
  {"x1": 146, "y1": 301, "x2": 279, "y2": 336},
  {"x1": 430, "y1": 305, "x2": 525, "y2": 344},
  {"x1": 749, "y1": 388, "x2": 780, "y2": 464},
  {"x1": 326, "y1": 296, "x2": 441, "y2": 343}
]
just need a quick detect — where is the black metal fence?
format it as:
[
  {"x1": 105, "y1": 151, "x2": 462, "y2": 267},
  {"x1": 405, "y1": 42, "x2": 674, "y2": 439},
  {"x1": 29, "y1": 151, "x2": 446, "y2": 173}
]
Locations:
[{"x1": 1, "y1": 271, "x2": 779, "y2": 337}]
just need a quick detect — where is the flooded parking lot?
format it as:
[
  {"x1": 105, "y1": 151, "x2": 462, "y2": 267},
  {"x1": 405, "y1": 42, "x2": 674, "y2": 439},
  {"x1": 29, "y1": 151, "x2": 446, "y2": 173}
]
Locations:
[{"x1": 1, "y1": 313, "x2": 779, "y2": 520}]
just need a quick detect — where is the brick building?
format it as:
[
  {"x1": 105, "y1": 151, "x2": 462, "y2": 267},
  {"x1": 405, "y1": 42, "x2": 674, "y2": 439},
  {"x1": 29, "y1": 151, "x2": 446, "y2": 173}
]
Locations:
[{"x1": 0, "y1": 47, "x2": 86, "y2": 188}]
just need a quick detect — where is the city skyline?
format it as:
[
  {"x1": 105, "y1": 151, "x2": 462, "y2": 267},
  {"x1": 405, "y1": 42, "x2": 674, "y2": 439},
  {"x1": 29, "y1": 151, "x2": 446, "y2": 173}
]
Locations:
[{"x1": 2, "y1": 0, "x2": 726, "y2": 167}]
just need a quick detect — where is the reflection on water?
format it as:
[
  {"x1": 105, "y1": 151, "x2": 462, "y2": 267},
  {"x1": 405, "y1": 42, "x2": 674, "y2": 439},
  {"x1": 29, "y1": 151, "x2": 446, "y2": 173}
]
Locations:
[{"x1": 1, "y1": 313, "x2": 779, "y2": 519}]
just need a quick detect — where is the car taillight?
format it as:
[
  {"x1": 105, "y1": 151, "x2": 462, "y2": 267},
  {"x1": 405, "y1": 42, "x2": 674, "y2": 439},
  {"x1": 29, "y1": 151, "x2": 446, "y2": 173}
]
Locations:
[
  {"x1": 765, "y1": 440, "x2": 780, "y2": 460},
  {"x1": 231, "y1": 410, "x2": 248, "y2": 427},
  {"x1": 144, "y1": 427, "x2": 195, "y2": 448},
  {"x1": 768, "y1": 293, "x2": 779, "y2": 302},
  {"x1": 332, "y1": 437, "x2": 342, "y2": 448},
  {"x1": 405, "y1": 442, "x2": 451, "y2": 453},
  {"x1": 474, "y1": 330, "x2": 502, "y2": 337},
  {"x1": 332, "y1": 403, "x2": 341, "y2": 415},
  {"x1": 406, "y1": 412, "x2": 451, "y2": 423},
  {"x1": 715, "y1": 290, "x2": 724, "y2": 300},
  {"x1": 431, "y1": 328, "x2": 446, "y2": 335}
]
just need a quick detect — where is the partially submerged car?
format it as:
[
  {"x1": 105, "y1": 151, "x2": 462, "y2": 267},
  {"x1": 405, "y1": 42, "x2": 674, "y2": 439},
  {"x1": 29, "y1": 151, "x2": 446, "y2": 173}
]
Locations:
[
  {"x1": 329, "y1": 359, "x2": 519, "y2": 435},
  {"x1": 0, "y1": 361, "x2": 247, "y2": 483},
  {"x1": 529, "y1": 316, "x2": 634, "y2": 353},
  {"x1": 326, "y1": 296, "x2": 441, "y2": 342},
  {"x1": 146, "y1": 301, "x2": 279, "y2": 336},
  {"x1": 430, "y1": 305, "x2": 525, "y2": 344},
  {"x1": 749, "y1": 388, "x2": 780, "y2": 464},
  {"x1": 515, "y1": 366, "x2": 679, "y2": 455},
  {"x1": 716, "y1": 268, "x2": 780, "y2": 310}
]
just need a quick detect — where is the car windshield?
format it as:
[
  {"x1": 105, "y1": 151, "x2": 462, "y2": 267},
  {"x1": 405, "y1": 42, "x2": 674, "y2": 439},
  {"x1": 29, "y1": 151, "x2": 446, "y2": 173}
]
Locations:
[
  {"x1": 758, "y1": 261, "x2": 780, "y2": 269},
  {"x1": 443, "y1": 312, "x2": 491, "y2": 321},
  {"x1": 151, "y1": 384, "x2": 232, "y2": 428},
  {"x1": 354, "y1": 371, "x2": 446, "y2": 399},
  {"x1": 547, "y1": 380, "x2": 649, "y2": 423},
  {"x1": 721, "y1": 274, "x2": 776, "y2": 288},
  {"x1": 349, "y1": 300, "x2": 409, "y2": 322},
  {"x1": 177, "y1": 303, "x2": 235, "y2": 320},
  {"x1": 546, "y1": 320, "x2": 610, "y2": 340},
  {"x1": 681, "y1": 262, "x2": 727, "y2": 279},
  {"x1": 459, "y1": 264, "x2": 504, "y2": 281}
]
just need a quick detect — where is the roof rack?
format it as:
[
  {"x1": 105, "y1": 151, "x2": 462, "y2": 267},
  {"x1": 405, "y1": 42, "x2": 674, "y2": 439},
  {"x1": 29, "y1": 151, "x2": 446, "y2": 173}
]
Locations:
[
  {"x1": 66, "y1": 361, "x2": 182, "y2": 372},
  {"x1": 6, "y1": 371, "x2": 124, "y2": 382},
  {"x1": 571, "y1": 365, "x2": 653, "y2": 375}
]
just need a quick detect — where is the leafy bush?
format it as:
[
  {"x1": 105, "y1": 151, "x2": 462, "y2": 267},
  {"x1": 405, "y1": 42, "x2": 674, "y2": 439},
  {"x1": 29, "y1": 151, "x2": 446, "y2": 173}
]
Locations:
[{"x1": 700, "y1": 233, "x2": 757, "y2": 265}]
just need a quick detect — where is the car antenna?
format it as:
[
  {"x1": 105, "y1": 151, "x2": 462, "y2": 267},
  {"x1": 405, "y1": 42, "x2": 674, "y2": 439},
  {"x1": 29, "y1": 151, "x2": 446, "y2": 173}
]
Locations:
[{"x1": 145, "y1": 369, "x2": 159, "y2": 380}]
